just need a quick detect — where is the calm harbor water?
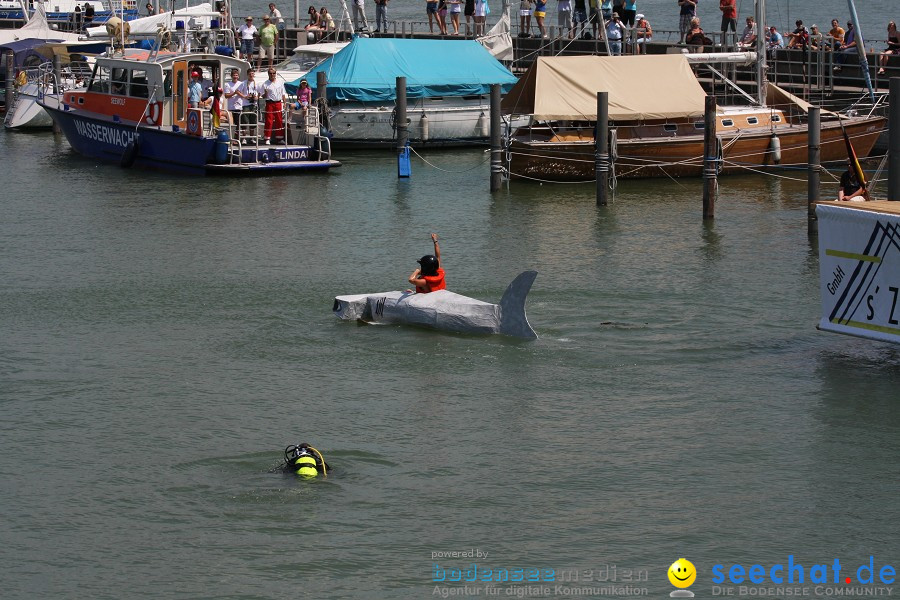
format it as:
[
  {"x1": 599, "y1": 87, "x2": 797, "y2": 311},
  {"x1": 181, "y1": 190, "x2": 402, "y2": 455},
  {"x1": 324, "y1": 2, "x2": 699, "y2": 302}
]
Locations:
[{"x1": 2, "y1": 126, "x2": 900, "y2": 599}]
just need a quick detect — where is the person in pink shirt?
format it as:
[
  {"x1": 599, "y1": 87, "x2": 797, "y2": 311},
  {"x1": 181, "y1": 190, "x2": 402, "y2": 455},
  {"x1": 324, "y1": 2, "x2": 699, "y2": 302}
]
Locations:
[{"x1": 293, "y1": 78, "x2": 313, "y2": 121}]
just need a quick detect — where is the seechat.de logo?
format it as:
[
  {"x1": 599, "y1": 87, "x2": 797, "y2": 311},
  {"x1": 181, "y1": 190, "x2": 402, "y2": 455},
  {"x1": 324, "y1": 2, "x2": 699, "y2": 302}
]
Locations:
[{"x1": 711, "y1": 556, "x2": 896, "y2": 585}]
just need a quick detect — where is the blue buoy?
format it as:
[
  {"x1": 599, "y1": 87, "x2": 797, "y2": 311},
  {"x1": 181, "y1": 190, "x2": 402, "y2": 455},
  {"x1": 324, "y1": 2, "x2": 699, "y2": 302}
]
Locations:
[
  {"x1": 215, "y1": 129, "x2": 229, "y2": 164},
  {"x1": 398, "y1": 144, "x2": 411, "y2": 178}
]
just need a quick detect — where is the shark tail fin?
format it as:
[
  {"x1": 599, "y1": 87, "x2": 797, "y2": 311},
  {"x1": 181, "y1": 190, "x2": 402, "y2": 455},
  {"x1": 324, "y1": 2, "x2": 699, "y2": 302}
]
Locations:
[{"x1": 498, "y1": 271, "x2": 538, "y2": 339}]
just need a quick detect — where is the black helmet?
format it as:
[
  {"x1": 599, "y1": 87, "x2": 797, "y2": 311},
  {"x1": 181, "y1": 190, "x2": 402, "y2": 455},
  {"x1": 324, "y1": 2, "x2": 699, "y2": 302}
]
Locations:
[{"x1": 417, "y1": 254, "x2": 439, "y2": 276}]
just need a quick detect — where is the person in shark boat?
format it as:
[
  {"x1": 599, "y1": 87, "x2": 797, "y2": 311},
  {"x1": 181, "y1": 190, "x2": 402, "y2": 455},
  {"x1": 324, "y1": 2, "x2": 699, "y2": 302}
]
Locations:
[{"x1": 408, "y1": 233, "x2": 446, "y2": 293}]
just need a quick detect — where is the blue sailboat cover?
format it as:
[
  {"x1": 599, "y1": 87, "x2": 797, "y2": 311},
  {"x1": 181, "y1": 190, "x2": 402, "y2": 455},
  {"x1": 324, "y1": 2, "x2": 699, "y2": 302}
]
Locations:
[{"x1": 287, "y1": 38, "x2": 517, "y2": 100}]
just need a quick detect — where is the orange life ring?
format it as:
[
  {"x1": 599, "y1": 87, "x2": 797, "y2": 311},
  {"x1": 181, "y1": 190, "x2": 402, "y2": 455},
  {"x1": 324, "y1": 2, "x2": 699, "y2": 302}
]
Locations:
[{"x1": 144, "y1": 101, "x2": 161, "y2": 125}]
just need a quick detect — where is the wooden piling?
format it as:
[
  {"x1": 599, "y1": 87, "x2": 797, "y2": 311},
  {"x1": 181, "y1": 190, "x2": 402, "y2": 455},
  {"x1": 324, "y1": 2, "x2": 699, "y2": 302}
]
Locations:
[
  {"x1": 595, "y1": 91, "x2": 608, "y2": 206},
  {"x1": 490, "y1": 83, "x2": 502, "y2": 192},
  {"x1": 808, "y1": 106, "x2": 821, "y2": 234},
  {"x1": 52, "y1": 55, "x2": 62, "y2": 134},
  {"x1": 396, "y1": 76, "x2": 407, "y2": 151},
  {"x1": 702, "y1": 95, "x2": 717, "y2": 219},
  {"x1": 316, "y1": 70, "x2": 327, "y2": 102}
]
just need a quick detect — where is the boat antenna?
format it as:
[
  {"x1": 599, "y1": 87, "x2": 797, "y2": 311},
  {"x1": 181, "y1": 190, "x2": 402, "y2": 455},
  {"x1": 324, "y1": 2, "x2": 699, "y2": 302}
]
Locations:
[
  {"x1": 847, "y1": 0, "x2": 875, "y2": 103},
  {"x1": 17, "y1": 0, "x2": 29, "y2": 24}
]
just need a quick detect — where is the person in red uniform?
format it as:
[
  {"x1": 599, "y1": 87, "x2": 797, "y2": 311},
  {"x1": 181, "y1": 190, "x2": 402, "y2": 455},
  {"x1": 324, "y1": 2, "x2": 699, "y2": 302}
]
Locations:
[{"x1": 408, "y1": 233, "x2": 446, "y2": 293}]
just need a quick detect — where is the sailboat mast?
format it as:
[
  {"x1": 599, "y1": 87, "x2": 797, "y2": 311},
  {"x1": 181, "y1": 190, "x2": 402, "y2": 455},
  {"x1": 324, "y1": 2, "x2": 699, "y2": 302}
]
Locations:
[{"x1": 755, "y1": 0, "x2": 766, "y2": 106}]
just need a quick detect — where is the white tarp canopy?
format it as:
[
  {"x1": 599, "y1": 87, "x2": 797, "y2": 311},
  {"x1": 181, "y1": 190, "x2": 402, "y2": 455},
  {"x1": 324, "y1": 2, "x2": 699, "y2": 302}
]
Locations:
[
  {"x1": 0, "y1": 2, "x2": 82, "y2": 43},
  {"x1": 502, "y1": 54, "x2": 708, "y2": 121},
  {"x1": 816, "y1": 201, "x2": 900, "y2": 344},
  {"x1": 85, "y1": 3, "x2": 214, "y2": 37},
  {"x1": 477, "y1": 8, "x2": 513, "y2": 62}
]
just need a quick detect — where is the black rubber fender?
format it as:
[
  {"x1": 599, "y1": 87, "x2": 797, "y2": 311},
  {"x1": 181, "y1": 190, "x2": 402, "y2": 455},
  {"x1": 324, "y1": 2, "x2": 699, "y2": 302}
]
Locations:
[{"x1": 120, "y1": 137, "x2": 139, "y2": 168}]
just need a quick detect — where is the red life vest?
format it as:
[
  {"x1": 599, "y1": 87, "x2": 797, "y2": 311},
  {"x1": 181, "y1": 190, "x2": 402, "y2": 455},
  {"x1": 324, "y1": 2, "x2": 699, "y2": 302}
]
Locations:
[{"x1": 416, "y1": 268, "x2": 446, "y2": 293}]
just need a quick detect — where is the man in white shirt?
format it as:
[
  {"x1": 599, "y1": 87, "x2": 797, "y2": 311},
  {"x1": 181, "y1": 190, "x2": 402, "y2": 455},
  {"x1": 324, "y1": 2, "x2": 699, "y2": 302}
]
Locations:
[
  {"x1": 737, "y1": 16, "x2": 757, "y2": 49},
  {"x1": 605, "y1": 12, "x2": 624, "y2": 55},
  {"x1": 268, "y1": 3, "x2": 285, "y2": 31},
  {"x1": 260, "y1": 68, "x2": 287, "y2": 144},
  {"x1": 238, "y1": 68, "x2": 260, "y2": 140},
  {"x1": 223, "y1": 68, "x2": 244, "y2": 132}
]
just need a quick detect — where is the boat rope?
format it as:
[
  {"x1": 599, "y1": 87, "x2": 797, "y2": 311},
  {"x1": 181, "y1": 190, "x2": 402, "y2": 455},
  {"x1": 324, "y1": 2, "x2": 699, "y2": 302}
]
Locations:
[
  {"x1": 408, "y1": 145, "x2": 490, "y2": 172},
  {"x1": 135, "y1": 84, "x2": 161, "y2": 134},
  {"x1": 608, "y1": 128, "x2": 618, "y2": 191},
  {"x1": 315, "y1": 97, "x2": 330, "y2": 132}
]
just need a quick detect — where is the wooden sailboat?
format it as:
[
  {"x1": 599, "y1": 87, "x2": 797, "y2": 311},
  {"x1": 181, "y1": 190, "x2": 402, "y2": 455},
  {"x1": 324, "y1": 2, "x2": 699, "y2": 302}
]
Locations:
[{"x1": 502, "y1": 0, "x2": 886, "y2": 182}]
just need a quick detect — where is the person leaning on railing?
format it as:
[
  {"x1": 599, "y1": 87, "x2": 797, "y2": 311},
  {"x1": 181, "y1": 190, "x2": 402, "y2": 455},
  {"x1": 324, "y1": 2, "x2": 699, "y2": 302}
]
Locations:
[
  {"x1": 877, "y1": 21, "x2": 900, "y2": 76},
  {"x1": 634, "y1": 13, "x2": 651, "y2": 46},
  {"x1": 808, "y1": 24, "x2": 822, "y2": 51},
  {"x1": 736, "y1": 16, "x2": 756, "y2": 50}
]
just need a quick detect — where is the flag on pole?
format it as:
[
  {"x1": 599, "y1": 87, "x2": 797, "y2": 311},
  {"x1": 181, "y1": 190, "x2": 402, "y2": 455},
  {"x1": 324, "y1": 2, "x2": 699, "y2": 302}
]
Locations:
[{"x1": 841, "y1": 120, "x2": 869, "y2": 200}]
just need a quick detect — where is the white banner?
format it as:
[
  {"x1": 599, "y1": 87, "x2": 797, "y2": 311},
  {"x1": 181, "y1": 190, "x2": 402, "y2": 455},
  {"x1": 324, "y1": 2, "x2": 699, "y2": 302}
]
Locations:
[{"x1": 816, "y1": 202, "x2": 900, "y2": 344}]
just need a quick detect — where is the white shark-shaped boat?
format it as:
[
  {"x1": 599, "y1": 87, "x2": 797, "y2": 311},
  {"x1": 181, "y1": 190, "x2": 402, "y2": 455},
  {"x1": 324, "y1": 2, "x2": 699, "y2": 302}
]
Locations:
[{"x1": 333, "y1": 271, "x2": 538, "y2": 339}]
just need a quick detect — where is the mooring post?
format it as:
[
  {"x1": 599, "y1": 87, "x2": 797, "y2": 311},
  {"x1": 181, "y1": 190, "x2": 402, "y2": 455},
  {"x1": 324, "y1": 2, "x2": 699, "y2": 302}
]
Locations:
[
  {"x1": 808, "y1": 106, "x2": 821, "y2": 234},
  {"x1": 490, "y1": 83, "x2": 502, "y2": 192},
  {"x1": 4, "y1": 51, "x2": 13, "y2": 121},
  {"x1": 890, "y1": 78, "x2": 900, "y2": 201},
  {"x1": 702, "y1": 95, "x2": 717, "y2": 219},
  {"x1": 52, "y1": 54, "x2": 63, "y2": 134},
  {"x1": 596, "y1": 91, "x2": 608, "y2": 206},
  {"x1": 316, "y1": 70, "x2": 327, "y2": 102},
  {"x1": 396, "y1": 76, "x2": 410, "y2": 178}
]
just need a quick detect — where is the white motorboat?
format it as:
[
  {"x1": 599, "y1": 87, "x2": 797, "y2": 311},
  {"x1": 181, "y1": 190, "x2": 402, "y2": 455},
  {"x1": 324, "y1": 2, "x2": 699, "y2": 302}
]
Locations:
[
  {"x1": 290, "y1": 37, "x2": 520, "y2": 148},
  {"x1": 273, "y1": 42, "x2": 347, "y2": 87}
]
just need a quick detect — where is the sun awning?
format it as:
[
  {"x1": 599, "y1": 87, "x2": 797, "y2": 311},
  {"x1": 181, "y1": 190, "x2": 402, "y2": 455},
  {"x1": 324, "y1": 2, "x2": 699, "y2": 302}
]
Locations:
[{"x1": 501, "y1": 54, "x2": 708, "y2": 121}]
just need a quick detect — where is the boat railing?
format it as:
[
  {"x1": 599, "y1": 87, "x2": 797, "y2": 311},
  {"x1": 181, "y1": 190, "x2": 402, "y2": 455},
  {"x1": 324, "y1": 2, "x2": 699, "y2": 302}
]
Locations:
[
  {"x1": 28, "y1": 60, "x2": 90, "y2": 95},
  {"x1": 146, "y1": 25, "x2": 236, "y2": 56}
]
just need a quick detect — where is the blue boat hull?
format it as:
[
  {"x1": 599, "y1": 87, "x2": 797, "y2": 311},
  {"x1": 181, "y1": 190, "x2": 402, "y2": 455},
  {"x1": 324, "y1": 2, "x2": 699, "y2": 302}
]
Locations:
[{"x1": 44, "y1": 105, "x2": 339, "y2": 175}]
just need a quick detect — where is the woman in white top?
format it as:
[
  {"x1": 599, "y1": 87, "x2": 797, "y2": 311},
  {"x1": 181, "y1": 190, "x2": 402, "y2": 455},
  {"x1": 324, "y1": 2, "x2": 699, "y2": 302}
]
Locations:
[
  {"x1": 448, "y1": 0, "x2": 462, "y2": 34},
  {"x1": 473, "y1": 0, "x2": 488, "y2": 35}
]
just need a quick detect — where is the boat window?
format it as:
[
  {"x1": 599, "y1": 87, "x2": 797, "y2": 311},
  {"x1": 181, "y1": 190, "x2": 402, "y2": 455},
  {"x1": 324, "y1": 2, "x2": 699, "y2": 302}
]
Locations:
[
  {"x1": 88, "y1": 65, "x2": 110, "y2": 93},
  {"x1": 163, "y1": 71, "x2": 173, "y2": 98},
  {"x1": 175, "y1": 68, "x2": 185, "y2": 118},
  {"x1": 721, "y1": 119, "x2": 734, "y2": 127},
  {"x1": 111, "y1": 68, "x2": 128, "y2": 95},
  {"x1": 746, "y1": 116, "x2": 759, "y2": 125},
  {"x1": 693, "y1": 121, "x2": 705, "y2": 130},
  {"x1": 663, "y1": 124, "x2": 678, "y2": 132},
  {"x1": 772, "y1": 114, "x2": 782, "y2": 123},
  {"x1": 130, "y1": 69, "x2": 149, "y2": 98}
]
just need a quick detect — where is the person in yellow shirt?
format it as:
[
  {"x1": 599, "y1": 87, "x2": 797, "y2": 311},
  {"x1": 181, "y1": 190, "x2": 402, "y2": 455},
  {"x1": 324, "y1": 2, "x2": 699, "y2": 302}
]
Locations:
[{"x1": 828, "y1": 18, "x2": 845, "y2": 50}]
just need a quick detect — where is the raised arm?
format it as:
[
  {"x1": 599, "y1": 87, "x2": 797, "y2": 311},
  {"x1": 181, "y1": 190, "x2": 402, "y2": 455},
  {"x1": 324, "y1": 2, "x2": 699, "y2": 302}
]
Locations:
[{"x1": 431, "y1": 233, "x2": 441, "y2": 268}]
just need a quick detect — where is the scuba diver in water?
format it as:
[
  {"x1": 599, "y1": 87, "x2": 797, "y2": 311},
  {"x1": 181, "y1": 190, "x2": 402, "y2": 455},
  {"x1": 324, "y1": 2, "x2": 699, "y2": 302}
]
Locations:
[
  {"x1": 283, "y1": 443, "x2": 330, "y2": 477},
  {"x1": 408, "y1": 233, "x2": 446, "y2": 293}
]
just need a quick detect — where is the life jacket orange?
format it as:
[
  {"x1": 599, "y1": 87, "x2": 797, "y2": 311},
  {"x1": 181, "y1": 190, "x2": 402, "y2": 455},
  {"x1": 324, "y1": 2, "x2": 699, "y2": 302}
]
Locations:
[{"x1": 416, "y1": 268, "x2": 446, "y2": 293}]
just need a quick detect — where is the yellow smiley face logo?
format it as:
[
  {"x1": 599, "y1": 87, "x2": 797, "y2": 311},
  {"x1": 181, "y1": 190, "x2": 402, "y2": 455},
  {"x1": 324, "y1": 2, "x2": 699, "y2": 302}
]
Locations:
[{"x1": 668, "y1": 558, "x2": 696, "y2": 588}]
